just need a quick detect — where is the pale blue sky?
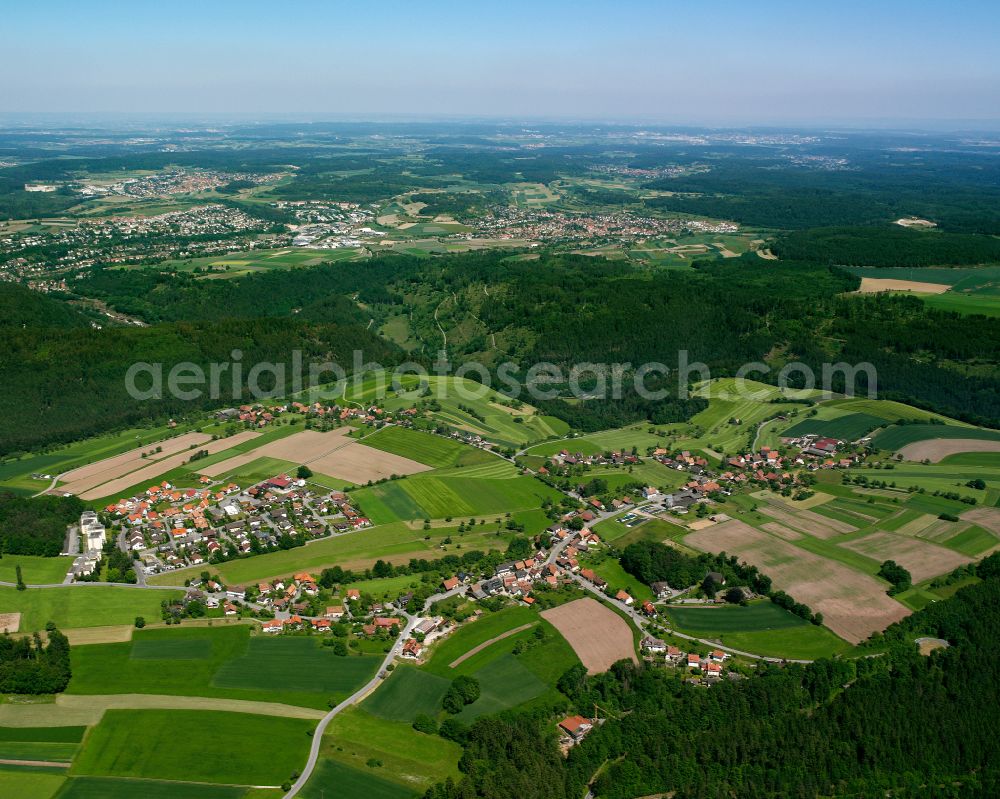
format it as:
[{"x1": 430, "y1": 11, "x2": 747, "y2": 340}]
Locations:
[{"x1": 2, "y1": 0, "x2": 998, "y2": 124}]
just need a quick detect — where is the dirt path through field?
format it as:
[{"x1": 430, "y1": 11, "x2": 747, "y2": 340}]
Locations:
[
  {"x1": 0, "y1": 694, "x2": 325, "y2": 727},
  {"x1": 449, "y1": 623, "x2": 535, "y2": 668}
]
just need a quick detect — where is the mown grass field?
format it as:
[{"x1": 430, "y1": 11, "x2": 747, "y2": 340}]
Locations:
[
  {"x1": 873, "y1": 424, "x2": 1000, "y2": 451},
  {"x1": 366, "y1": 608, "x2": 577, "y2": 723},
  {"x1": 68, "y1": 624, "x2": 379, "y2": 709},
  {"x1": 422, "y1": 607, "x2": 538, "y2": 676},
  {"x1": 212, "y1": 636, "x2": 380, "y2": 699},
  {"x1": 0, "y1": 725, "x2": 85, "y2": 764},
  {"x1": 664, "y1": 599, "x2": 852, "y2": 659},
  {"x1": 0, "y1": 586, "x2": 182, "y2": 632},
  {"x1": 0, "y1": 767, "x2": 66, "y2": 799},
  {"x1": 719, "y1": 626, "x2": 854, "y2": 660},
  {"x1": 363, "y1": 666, "x2": 451, "y2": 721},
  {"x1": 922, "y1": 292, "x2": 1000, "y2": 317},
  {"x1": 350, "y1": 468, "x2": 563, "y2": 525},
  {"x1": 312, "y1": 707, "x2": 461, "y2": 795},
  {"x1": 51, "y1": 776, "x2": 249, "y2": 799},
  {"x1": 0, "y1": 556, "x2": 74, "y2": 585},
  {"x1": 453, "y1": 654, "x2": 547, "y2": 722},
  {"x1": 301, "y1": 758, "x2": 417, "y2": 799},
  {"x1": 665, "y1": 601, "x2": 811, "y2": 634},
  {"x1": 781, "y1": 412, "x2": 886, "y2": 441},
  {"x1": 360, "y1": 427, "x2": 495, "y2": 468},
  {"x1": 71, "y1": 709, "x2": 311, "y2": 785}
]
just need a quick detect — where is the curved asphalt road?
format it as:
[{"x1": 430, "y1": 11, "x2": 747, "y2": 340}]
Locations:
[{"x1": 283, "y1": 585, "x2": 466, "y2": 799}]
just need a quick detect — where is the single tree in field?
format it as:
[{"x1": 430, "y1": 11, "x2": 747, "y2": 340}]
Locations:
[{"x1": 15, "y1": 565, "x2": 26, "y2": 591}]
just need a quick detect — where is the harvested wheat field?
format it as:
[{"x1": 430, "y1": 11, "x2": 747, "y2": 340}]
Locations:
[
  {"x1": 199, "y1": 429, "x2": 353, "y2": 476},
  {"x1": 898, "y1": 438, "x2": 1000, "y2": 463},
  {"x1": 840, "y1": 531, "x2": 973, "y2": 582},
  {"x1": 685, "y1": 520, "x2": 909, "y2": 643},
  {"x1": 761, "y1": 522, "x2": 803, "y2": 541},
  {"x1": 204, "y1": 428, "x2": 430, "y2": 484},
  {"x1": 961, "y1": 507, "x2": 1000, "y2": 537},
  {"x1": 762, "y1": 501, "x2": 856, "y2": 539},
  {"x1": 541, "y1": 597, "x2": 637, "y2": 674},
  {"x1": 56, "y1": 432, "x2": 211, "y2": 496},
  {"x1": 76, "y1": 431, "x2": 260, "y2": 499},
  {"x1": 857, "y1": 278, "x2": 949, "y2": 294}
]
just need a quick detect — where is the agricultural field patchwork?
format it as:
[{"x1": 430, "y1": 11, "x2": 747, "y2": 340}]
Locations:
[{"x1": 684, "y1": 520, "x2": 909, "y2": 643}]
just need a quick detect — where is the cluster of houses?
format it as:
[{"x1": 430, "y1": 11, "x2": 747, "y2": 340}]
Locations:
[
  {"x1": 781, "y1": 434, "x2": 861, "y2": 468},
  {"x1": 544, "y1": 449, "x2": 642, "y2": 471},
  {"x1": 96, "y1": 475, "x2": 370, "y2": 577},
  {"x1": 641, "y1": 635, "x2": 732, "y2": 680},
  {"x1": 215, "y1": 404, "x2": 279, "y2": 428}
]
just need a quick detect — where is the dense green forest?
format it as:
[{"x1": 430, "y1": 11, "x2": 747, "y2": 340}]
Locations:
[
  {"x1": 408, "y1": 189, "x2": 508, "y2": 217},
  {"x1": 7, "y1": 246, "x2": 1000, "y2": 455},
  {"x1": 0, "y1": 493, "x2": 83, "y2": 556},
  {"x1": 0, "y1": 626, "x2": 71, "y2": 694},
  {"x1": 772, "y1": 226, "x2": 1000, "y2": 267},
  {"x1": 641, "y1": 150, "x2": 1000, "y2": 233},
  {"x1": 422, "y1": 555, "x2": 1000, "y2": 799},
  {"x1": 0, "y1": 283, "x2": 400, "y2": 455}
]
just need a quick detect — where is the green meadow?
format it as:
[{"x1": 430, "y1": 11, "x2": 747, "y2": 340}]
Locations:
[
  {"x1": 310, "y1": 707, "x2": 461, "y2": 795},
  {"x1": 346, "y1": 376, "x2": 568, "y2": 448},
  {"x1": 350, "y1": 469, "x2": 563, "y2": 525},
  {"x1": 665, "y1": 601, "x2": 811, "y2": 634},
  {"x1": 0, "y1": 725, "x2": 85, "y2": 764},
  {"x1": 71, "y1": 709, "x2": 311, "y2": 785},
  {"x1": 781, "y1": 412, "x2": 886, "y2": 441},
  {"x1": 360, "y1": 426, "x2": 496, "y2": 468},
  {"x1": 301, "y1": 758, "x2": 418, "y2": 799},
  {"x1": 0, "y1": 556, "x2": 74, "y2": 585},
  {"x1": 0, "y1": 767, "x2": 66, "y2": 799},
  {"x1": 0, "y1": 585, "x2": 182, "y2": 632},
  {"x1": 873, "y1": 424, "x2": 1000, "y2": 451},
  {"x1": 68, "y1": 624, "x2": 380, "y2": 709},
  {"x1": 365, "y1": 608, "x2": 578, "y2": 724},
  {"x1": 52, "y1": 777, "x2": 248, "y2": 799},
  {"x1": 665, "y1": 601, "x2": 852, "y2": 659},
  {"x1": 363, "y1": 666, "x2": 451, "y2": 721}
]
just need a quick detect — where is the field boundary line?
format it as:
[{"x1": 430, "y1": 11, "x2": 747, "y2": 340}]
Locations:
[{"x1": 448, "y1": 623, "x2": 535, "y2": 668}]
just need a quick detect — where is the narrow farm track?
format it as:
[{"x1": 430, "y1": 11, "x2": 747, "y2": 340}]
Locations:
[{"x1": 448, "y1": 622, "x2": 535, "y2": 668}]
